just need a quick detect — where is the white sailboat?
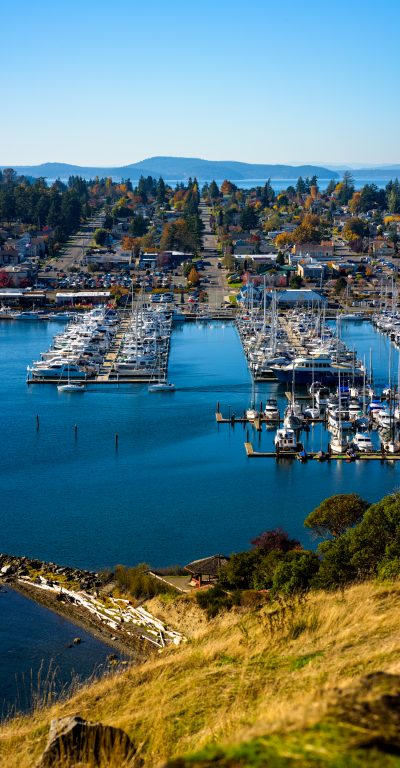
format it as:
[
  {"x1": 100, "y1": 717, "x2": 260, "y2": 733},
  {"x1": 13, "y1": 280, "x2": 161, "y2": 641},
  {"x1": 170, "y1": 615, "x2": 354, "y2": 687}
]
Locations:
[{"x1": 330, "y1": 373, "x2": 348, "y2": 454}]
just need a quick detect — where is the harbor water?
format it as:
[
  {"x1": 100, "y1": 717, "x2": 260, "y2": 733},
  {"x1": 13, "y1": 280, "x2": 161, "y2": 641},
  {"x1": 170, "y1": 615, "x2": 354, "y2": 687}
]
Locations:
[
  {"x1": 0, "y1": 317, "x2": 398, "y2": 711},
  {"x1": 0, "y1": 318, "x2": 398, "y2": 570},
  {"x1": 0, "y1": 587, "x2": 122, "y2": 716}
]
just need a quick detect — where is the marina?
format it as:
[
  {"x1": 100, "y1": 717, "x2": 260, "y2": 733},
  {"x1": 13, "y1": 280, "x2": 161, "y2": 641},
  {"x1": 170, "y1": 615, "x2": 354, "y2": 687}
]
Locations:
[
  {"x1": 25, "y1": 297, "x2": 174, "y2": 385},
  {"x1": 0, "y1": 317, "x2": 399, "y2": 576}
]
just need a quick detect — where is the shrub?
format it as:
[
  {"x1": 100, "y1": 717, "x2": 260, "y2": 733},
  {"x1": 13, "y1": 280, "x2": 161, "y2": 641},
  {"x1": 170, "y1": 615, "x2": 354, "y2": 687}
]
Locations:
[
  {"x1": 271, "y1": 551, "x2": 320, "y2": 596},
  {"x1": 114, "y1": 564, "x2": 175, "y2": 600},
  {"x1": 219, "y1": 551, "x2": 260, "y2": 590},
  {"x1": 251, "y1": 527, "x2": 300, "y2": 553},
  {"x1": 195, "y1": 586, "x2": 239, "y2": 619}
]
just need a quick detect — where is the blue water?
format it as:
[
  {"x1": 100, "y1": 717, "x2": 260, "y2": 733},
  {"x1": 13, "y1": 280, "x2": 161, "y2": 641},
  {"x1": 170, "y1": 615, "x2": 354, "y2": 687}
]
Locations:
[
  {"x1": 0, "y1": 586, "x2": 120, "y2": 717},
  {"x1": 0, "y1": 318, "x2": 398, "y2": 571},
  {"x1": 0, "y1": 318, "x2": 398, "y2": 711},
  {"x1": 49, "y1": 176, "x2": 393, "y2": 192}
]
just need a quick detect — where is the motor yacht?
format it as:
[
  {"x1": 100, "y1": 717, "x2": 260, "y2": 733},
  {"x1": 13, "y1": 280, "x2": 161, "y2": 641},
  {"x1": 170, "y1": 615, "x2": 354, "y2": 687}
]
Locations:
[
  {"x1": 263, "y1": 399, "x2": 280, "y2": 422},
  {"x1": 352, "y1": 432, "x2": 374, "y2": 453},
  {"x1": 274, "y1": 427, "x2": 297, "y2": 452}
]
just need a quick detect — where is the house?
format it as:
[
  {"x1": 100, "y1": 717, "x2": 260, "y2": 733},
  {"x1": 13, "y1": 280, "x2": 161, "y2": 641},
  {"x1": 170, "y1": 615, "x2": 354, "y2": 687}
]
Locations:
[
  {"x1": 297, "y1": 261, "x2": 326, "y2": 280},
  {"x1": 184, "y1": 555, "x2": 229, "y2": 587},
  {"x1": 0, "y1": 263, "x2": 36, "y2": 287},
  {"x1": 372, "y1": 239, "x2": 394, "y2": 258},
  {"x1": 0, "y1": 244, "x2": 20, "y2": 267},
  {"x1": 293, "y1": 241, "x2": 334, "y2": 260},
  {"x1": 331, "y1": 261, "x2": 359, "y2": 275}
]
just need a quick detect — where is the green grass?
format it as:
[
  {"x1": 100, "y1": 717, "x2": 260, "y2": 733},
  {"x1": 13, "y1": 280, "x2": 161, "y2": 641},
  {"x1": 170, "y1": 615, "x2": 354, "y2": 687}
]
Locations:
[{"x1": 165, "y1": 723, "x2": 400, "y2": 767}]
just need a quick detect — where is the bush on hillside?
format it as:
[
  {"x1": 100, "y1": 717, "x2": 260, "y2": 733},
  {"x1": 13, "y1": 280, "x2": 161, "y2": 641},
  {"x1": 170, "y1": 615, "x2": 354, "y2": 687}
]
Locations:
[
  {"x1": 114, "y1": 564, "x2": 175, "y2": 600},
  {"x1": 314, "y1": 492, "x2": 400, "y2": 588},
  {"x1": 195, "y1": 585, "x2": 240, "y2": 619},
  {"x1": 271, "y1": 551, "x2": 320, "y2": 596}
]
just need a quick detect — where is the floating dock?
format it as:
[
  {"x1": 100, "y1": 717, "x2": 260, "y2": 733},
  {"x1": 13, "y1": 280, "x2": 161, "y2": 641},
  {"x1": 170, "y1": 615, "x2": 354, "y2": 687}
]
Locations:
[{"x1": 244, "y1": 442, "x2": 400, "y2": 461}]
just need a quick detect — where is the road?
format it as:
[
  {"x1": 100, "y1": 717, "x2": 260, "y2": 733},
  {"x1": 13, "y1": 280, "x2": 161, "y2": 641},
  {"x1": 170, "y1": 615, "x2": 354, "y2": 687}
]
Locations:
[
  {"x1": 38, "y1": 212, "x2": 105, "y2": 277},
  {"x1": 199, "y1": 202, "x2": 228, "y2": 309}
]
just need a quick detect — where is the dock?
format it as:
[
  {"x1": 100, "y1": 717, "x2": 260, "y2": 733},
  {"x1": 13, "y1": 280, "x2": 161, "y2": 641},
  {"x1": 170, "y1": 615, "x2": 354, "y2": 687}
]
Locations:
[
  {"x1": 244, "y1": 442, "x2": 400, "y2": 461},
  {"x1": 215, "y1": 411, "x2": 324, "y2": 428}
]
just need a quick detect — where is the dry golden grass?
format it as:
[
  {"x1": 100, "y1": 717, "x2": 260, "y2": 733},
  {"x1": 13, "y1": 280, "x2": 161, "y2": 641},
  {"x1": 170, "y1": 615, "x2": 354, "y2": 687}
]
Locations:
[{"x1": 1, "y1": 581, "x2": 400, "y2": 767}]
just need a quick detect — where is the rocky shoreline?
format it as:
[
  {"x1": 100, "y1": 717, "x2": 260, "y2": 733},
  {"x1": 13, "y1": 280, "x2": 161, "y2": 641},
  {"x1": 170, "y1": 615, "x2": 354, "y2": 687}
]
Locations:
[{"x1": 0, "y1": 553, "x2": 184, "y2": 661}]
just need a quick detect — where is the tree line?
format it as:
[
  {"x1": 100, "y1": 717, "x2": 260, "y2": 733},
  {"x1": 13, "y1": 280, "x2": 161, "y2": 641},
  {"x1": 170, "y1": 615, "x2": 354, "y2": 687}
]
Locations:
[
  {"x1": 194, "y1": 490, "x2": 400, "y2": 617},
  {"x1": 0, "y1": 169, "x2": 92, "y2": 243}
]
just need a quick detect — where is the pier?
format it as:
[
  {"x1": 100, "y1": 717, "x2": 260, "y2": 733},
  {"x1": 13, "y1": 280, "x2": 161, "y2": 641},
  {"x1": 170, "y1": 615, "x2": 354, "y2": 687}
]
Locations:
[{"x1": 244, "y1": 441, "x2": 400, "y2": 461}]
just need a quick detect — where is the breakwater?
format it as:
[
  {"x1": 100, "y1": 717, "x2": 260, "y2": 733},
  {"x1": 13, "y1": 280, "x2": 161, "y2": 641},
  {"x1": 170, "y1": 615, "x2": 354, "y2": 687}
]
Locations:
[{"x1": 0, "y1": 554, "x2": 184, "y2": 657}]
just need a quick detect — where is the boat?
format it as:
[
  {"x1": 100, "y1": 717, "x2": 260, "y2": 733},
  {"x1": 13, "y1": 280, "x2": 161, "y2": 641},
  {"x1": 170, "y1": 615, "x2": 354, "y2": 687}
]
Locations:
[
  {"x1": 330, "y1": 432, "x2": 349, "y2": 454},
  {"x1": 314, "y1": 385, "x2": 330, "y2": 408},
  {"x1": 352, "y1": 432, "x2": 374, "y2": 453},
  {"x1": 303, "y1": 404, "x2": 320, "y2": 420},
  {"x1": 270, "y1": 355, "x2": 365, "y2": 386},
  {"x1": 376, "y1": 409, "x2": 391, "y2": 431},
  {"x1": 329, "y1": 373, "x2": 349, "y2": 454},
  {"x1": 0, "y1": 305, "x2": 17, "y2": 319},
  {"x1": 263, "y1": 399, "x2": 280, "y2": 422},
  {"x1": 274, "y1": 427, "x2": 297, "y2": 452},
  {"x1": 15, "y1": 310, "x2": 48, "y2": 321},
  {"x1": 148, "y1": 381, "x2": 175, "y2": 392},
  {"x1": 28, "y1": 359, "x2": 92, "y2": 379},
  {"x1": 246, "y1": 408, "x2": 258, "y2": 421},
  {"x1": 383, "y1": 440, "x2": 400, "y2": 454},
  {"x1": 57, "y1": 382, "x2": 86, "y2": 392}
]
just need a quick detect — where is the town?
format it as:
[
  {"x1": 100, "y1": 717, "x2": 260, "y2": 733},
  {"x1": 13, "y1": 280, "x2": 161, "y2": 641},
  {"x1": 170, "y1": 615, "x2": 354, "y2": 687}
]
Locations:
[{"x1": 0, "y1": 169, "x2": 399, "y2": 317}]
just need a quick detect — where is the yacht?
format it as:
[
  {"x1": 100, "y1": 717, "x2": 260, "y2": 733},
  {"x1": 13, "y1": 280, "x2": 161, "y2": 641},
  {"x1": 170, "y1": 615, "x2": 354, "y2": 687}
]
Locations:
[
  {"x1": 274, "y1": 427, "x2": 297, "y2": 452},
  {"x1": 377, "y1": 409, "x2": 391, "y2": 431},
  {"x1": 28, "y1": 359, "x2": 92, "y2": 379},
  {"x1": 352, "y1": 432, "x2": 374, "y2": 453},
  {"x1": 246, "y1": 408, "x2": 259, "y2": 421},
  {"x1": 330, "y1": 432, "x2": 349, "y2": 454},
  {"x1": 270, "y1": 355, "x2": 365, "y2": 385},
  {"x1": 263, "y1": 399, "x2": 280, "y2": 422}
]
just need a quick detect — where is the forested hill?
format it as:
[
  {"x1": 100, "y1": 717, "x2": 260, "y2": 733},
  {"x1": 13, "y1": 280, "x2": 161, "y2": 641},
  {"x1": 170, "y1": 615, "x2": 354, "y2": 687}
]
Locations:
[{"x1": 0, "y1": 157, "x2": 339, "y2": 181}]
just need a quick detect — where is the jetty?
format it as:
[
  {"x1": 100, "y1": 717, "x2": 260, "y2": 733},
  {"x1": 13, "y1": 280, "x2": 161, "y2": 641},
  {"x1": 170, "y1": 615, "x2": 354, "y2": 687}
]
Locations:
[{"x1": 0, "y1": 554, "x2": 184, "y2": 653}]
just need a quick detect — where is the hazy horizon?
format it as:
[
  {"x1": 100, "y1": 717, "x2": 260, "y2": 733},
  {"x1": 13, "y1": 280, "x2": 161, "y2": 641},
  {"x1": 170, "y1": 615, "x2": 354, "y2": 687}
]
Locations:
[
  {"x1": 1, "y1": 156, "x2": 400, "y2": 171},
  {"x1": 2, "y1": 0, "x2": 399, "y2": 166}
]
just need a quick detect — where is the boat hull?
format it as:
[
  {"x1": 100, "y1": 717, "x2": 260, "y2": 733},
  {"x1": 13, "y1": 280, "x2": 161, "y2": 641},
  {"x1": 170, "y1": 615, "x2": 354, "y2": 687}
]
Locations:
[{"x1": 272, "y1": 369, "x2": 364, "y2": 385}]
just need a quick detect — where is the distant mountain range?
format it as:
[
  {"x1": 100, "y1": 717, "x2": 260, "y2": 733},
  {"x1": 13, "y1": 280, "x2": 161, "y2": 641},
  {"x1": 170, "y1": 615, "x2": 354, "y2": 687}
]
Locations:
[
  {"x1": 1, "y1": 156, "x2": 400, "y2": 182},
  {"x1": 0, "y1": 156, "x2": 339, "y2": 182}
]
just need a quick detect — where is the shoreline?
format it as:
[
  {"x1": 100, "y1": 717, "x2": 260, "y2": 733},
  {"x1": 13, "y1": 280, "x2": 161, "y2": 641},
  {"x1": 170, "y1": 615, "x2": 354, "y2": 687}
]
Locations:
[
  {"x1": 0, "y1": 553, "x2": 184, "y2": 666},
  {"x1": 7, "y1": 581, "x2": 145, "y2": 662}
]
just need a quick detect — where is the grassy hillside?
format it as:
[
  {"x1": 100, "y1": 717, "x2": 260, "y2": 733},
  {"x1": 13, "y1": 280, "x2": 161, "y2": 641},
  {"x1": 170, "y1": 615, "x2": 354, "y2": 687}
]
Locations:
[{"x1": 1, "y1": 582, "x2": 400, "y2": 766}]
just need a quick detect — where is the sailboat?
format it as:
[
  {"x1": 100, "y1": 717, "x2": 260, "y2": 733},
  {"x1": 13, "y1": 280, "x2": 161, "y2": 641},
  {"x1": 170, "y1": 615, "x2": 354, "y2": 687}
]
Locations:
[
  {"x1": 148, "y1": 355, "x2": 175, "y2": 392},
  {"x1": 330, "y1": 373, "x2": 348, "y2": 454},
  {"x1": 246, "y1": 374, "x2": 258, "y2": 421},
  {"x1": 57, "y1": 367, "x2": 86, "y2": 392},
  {"x1": 148, "y1": 377, "x2": 175, "y2": 392},
  {"x1": 283, "y1": 366, "x2": 303, "y2": 428},
  {"x1": 304, "y1": 358, "x2": 320, "y2": 419}
]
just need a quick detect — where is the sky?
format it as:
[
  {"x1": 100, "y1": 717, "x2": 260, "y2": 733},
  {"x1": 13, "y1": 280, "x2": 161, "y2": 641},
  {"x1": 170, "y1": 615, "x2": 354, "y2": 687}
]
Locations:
[{"x1": 1, "y1": 0, "x2": 400, "y2": 168}]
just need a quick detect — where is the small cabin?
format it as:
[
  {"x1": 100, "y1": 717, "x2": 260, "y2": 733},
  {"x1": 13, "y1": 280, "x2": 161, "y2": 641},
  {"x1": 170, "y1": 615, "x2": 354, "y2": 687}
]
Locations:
[{"x1": 184, "y1": 554, "x2": 229, "y2": 588}]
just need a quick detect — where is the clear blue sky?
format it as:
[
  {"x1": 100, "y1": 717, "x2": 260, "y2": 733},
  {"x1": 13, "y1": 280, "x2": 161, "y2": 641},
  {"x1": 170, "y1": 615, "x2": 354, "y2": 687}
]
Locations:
[{"x1": 2, "y1": 0, "x2": 399, "y2": 167}]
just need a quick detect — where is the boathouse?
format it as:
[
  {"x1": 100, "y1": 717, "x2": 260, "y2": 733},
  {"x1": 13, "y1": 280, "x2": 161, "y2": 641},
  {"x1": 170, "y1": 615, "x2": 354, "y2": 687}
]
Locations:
[{"x1": 184, "y1": 554, "x2": 229, "y2": 587}]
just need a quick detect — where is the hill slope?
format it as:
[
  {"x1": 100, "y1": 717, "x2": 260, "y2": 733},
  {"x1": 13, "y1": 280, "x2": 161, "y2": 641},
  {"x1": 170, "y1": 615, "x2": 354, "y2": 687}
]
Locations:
[
  {"x1": 1, "y1": 581, "x2": 400, "y2": 766},
  {"x1": 0, "y1": 157, "x2": 338, "y2": 181}
]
